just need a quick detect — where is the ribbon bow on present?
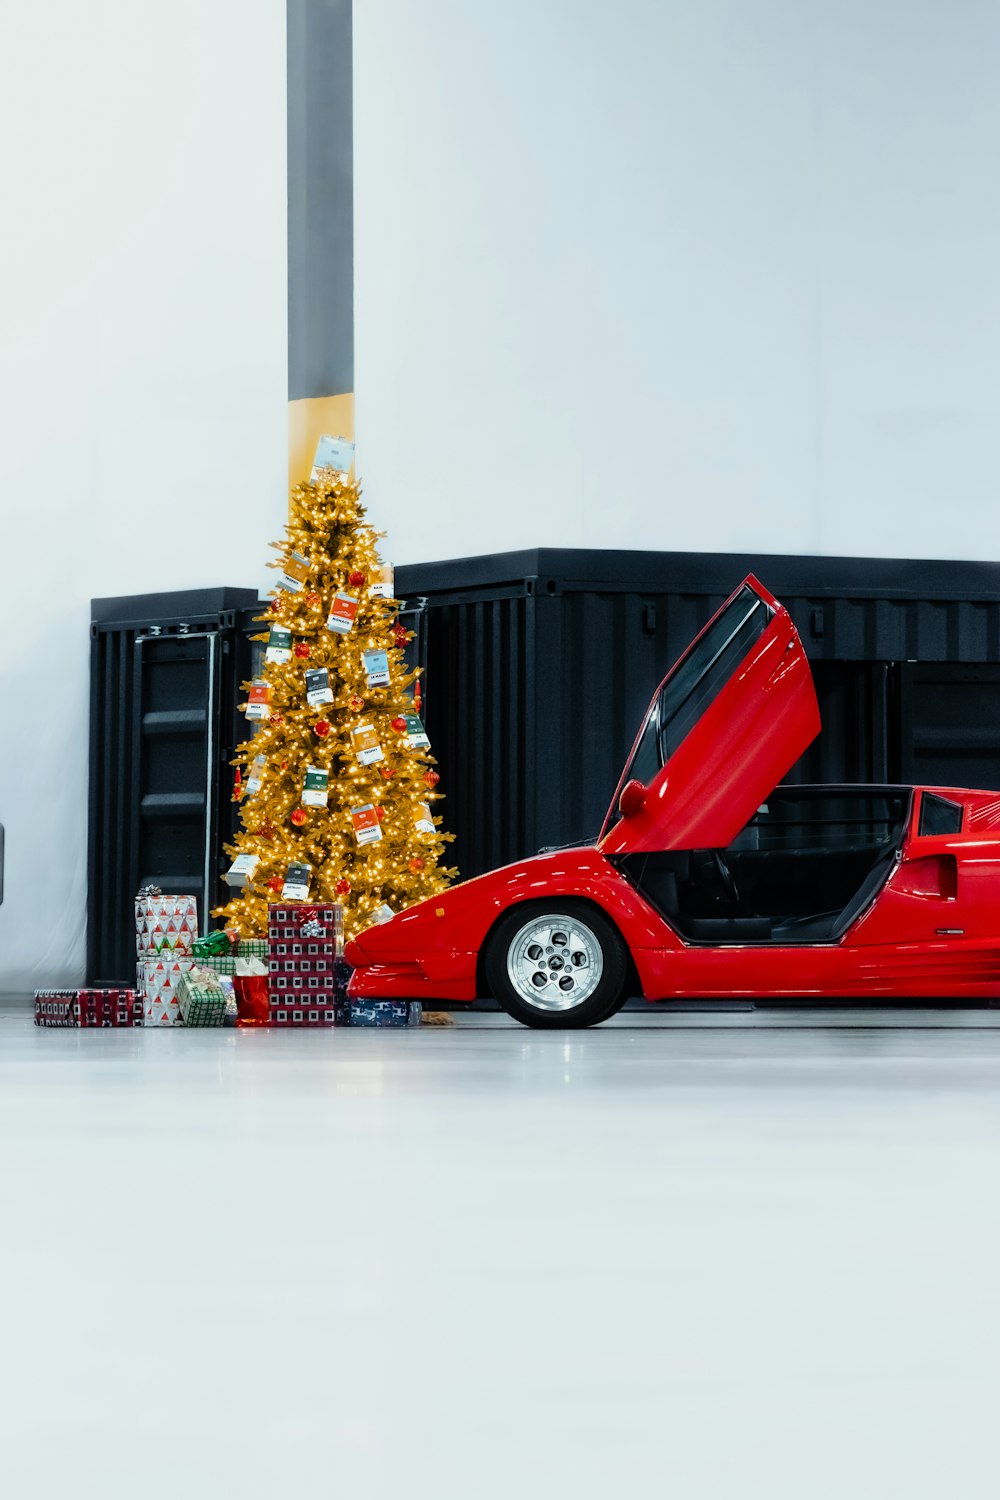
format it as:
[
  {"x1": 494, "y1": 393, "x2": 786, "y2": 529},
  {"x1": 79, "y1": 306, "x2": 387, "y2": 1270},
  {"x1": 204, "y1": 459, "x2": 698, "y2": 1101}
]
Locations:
[
  {"x1": 136, "y1": 885, "x2": 163, "y2": 899},
  {"x1": 192, "y1": 929, "x2": 233, "y2": 958},
  {"x1": 294, "y1": 906, "x2": 324, "y2": 938}
]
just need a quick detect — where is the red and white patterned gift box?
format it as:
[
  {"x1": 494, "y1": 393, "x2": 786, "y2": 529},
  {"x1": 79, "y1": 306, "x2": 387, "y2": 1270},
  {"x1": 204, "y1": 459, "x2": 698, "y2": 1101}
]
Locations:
[
  {"x1": 35, "y1": 989, "x2": 142, "y2": 1027},
  {"x1": 136, "y1": 955, "x2": 193, "y2": 1027},
  {"x1": 134, "y1": 891, "x2": 198, "y2": 957}
]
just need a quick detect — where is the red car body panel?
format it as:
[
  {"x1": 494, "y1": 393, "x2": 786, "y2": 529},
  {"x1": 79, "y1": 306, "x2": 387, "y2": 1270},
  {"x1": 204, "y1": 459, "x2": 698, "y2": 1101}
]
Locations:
[
  {"x1": 347, "y1": 849, "x2": 676, "y2": 1001},
  {"x1": 346, "y1": 578, "x2": 1000, "y2": 1006},
  {"x1": 600, "y1": 577, "x2": 821, "y2": 854}
]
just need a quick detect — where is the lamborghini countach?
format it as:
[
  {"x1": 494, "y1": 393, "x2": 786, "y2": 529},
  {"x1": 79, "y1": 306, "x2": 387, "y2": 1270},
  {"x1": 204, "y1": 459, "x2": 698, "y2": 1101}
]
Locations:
[{"x1": 347, "y1": 576, "x2": 1000, "y2": 1026}]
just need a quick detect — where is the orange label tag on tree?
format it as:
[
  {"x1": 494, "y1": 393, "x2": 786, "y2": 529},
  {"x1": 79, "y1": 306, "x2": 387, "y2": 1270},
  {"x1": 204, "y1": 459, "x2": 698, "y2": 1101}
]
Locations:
[
  {"x1": 278, "y1": 553, "x2": 309, "y2": 592},
  {"x1": 245, "y1": 680, "x2": 270, "y2": 720},
  {"x1": 326, "y1": 592, "x2": 360, "y2": 635},
  {"x1": 351, "y1": 723, "x2": 384, "y2": 765},
  {"x1": 414, "y1": 801, "x2": 435, "y2": 834},
  {"x1": 350, "y1": 804, "x2": 383, "y2": 845}
]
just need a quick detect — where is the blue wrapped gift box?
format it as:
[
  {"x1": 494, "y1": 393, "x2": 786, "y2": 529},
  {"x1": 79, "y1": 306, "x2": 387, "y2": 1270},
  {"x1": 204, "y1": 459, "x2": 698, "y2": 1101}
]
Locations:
[{"x1": 346, "y1": 999, "x2": 422, "y2": 1028}]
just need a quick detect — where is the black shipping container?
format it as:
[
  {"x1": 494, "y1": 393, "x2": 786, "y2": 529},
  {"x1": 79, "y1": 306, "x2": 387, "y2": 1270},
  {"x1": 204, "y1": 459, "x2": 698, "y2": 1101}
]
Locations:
[{"x1": 394, "y1": 548, "x2": 1000, "y2": 882}]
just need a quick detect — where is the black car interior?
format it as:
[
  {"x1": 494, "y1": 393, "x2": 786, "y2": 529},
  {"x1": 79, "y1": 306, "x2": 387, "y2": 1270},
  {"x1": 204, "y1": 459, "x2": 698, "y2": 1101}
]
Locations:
[{"x1": 617, "y1": 787, "x2": 914, "y2": 944}]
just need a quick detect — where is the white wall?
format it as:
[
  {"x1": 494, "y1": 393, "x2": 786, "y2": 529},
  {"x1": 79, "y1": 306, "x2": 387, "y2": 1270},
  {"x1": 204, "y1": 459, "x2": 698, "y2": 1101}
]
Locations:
[
  {"x1": 0, "y1": 1, "x2": 287, "y2": 995},
  {"x1": 354, "y1": 0, "x2": 1000, "y2": 565}
]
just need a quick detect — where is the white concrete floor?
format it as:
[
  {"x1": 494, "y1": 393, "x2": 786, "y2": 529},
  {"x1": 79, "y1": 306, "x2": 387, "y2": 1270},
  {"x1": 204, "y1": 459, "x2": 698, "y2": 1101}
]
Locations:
[{"x1": 4, "y1": 1008, "x2": 1000, "y2": 1499}]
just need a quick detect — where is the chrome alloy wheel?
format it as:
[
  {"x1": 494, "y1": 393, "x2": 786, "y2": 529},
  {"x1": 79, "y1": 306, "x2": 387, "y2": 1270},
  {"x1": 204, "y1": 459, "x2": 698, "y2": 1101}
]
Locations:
[{"x1": 505, "y1": 913, "x2": 604, "y2": 1012}]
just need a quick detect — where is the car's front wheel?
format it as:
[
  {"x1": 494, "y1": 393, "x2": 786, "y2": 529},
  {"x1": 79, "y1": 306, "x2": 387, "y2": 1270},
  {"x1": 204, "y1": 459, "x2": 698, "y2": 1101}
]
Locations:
[{"x1": 485, "y1": 901, "x2": 629, "y2": 1028}]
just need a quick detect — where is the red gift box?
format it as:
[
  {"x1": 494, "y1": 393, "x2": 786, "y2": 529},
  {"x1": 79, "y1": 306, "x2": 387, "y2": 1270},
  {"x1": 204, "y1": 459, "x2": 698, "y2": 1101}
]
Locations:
[
  {"x1": 267, "y1": 904, "x2": 342, "y2": 1027},
  {"x1": 268, "y1": 999, "x2": 338, "y2": 1027},
  {"x1": 35, "y1": 989, "x2": 141, "y2": 1027}
]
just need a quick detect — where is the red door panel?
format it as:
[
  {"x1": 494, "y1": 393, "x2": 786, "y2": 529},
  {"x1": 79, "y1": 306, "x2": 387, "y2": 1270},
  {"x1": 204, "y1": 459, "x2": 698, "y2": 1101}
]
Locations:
[{"x1": 600, "y1": 576, "x2": 820, "y2": 855}]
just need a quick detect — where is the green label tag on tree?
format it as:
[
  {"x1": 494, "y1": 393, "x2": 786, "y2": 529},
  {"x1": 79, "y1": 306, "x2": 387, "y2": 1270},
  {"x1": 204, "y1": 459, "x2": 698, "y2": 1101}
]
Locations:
[
  {"x1": 265, "y1": 626, "x2": 292, "y2": 663},
  {"x1": 403, "y1": 713, "x2": 430, "y2": 748},
  {"x1": 302, "y1": 765, "x2": 329, "y2": 807}
]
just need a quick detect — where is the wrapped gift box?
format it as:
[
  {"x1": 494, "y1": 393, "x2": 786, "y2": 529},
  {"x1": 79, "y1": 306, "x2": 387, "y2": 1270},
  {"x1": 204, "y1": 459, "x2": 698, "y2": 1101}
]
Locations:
[
  {"x1": 269, "y1": 998, "x2": 338, "y2": 1027},
  {"x1": 135, "y1": 892, "x2": 198, "y2": 957},
  {"x1": 137, "y1": 955, "x2": 193, "y2": 1026},
  {"x1": 177, "y1": 971, "x2": 227, "y2": 1027},
  {"x1": 35, "y1": 989, "x2": 142, "y2": 1028},
  {"x1": 346, "y1": 1000, "x2": 422, "y2": 1028},
  {"x1": 34, "y1": 990, "x2": 77, "y2": 1026},
  {"x1": 268, "y1": 903, "x2": 343, "y2": 1005},
  {"x1": 190, "y1": 954, "x2": 238, "y2": 977},
  {"x1": 236, "y1": 939, "x2": 268, "y2": 962}
]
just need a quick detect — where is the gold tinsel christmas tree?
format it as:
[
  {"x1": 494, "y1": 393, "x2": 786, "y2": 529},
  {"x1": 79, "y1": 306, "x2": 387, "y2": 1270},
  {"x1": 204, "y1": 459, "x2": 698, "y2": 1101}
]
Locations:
[{"x1": 216, "y1": 462, "x2": 456, "y2": 939}]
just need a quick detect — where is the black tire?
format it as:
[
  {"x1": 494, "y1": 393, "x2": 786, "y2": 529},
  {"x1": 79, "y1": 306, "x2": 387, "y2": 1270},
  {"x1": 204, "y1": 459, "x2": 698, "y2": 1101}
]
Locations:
[{"x1": 485, "y1": 899, "x2": 629, "y2": 1029}]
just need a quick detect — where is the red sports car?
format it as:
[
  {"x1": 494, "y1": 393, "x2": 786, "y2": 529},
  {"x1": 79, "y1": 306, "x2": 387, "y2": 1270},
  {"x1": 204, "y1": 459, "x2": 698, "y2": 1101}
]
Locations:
[{"x1": 347, "y1": 576, "x2": 1000, "y2": 1026}]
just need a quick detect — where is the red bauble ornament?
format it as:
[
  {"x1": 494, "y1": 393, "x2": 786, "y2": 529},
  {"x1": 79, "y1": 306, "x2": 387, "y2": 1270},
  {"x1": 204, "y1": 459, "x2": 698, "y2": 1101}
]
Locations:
[
  {"x1": 271, "y1": 713, "x2": 284, "y2": 726},
  {"x1": 409, "y1": 857, "x2": 425, "y2": 872},
  {"x1": 375, "y1": 806, "x2": 385, "y2": 822},
  {"x1": 349, "y1": 570, "x2": 365, "y2": 588},
  {"x1": 349, "y1": 695, "x2": 365, "y2": 712},
  {"x1": 380, "y1": 766, "x2": 394, "y2": 779},
  {"x1": 314, "y1": 720, "x2": 331, "y2": 738},
  {"x1": 290, "y1": 808, "x2": 308, "y2": 826},
  {"x1": 424, "y1": 769, "x2": 440, "y2": 788},
  {"x1": 335, "y1": 878, "x2": 351, "y2": 896},
  {"x1": 255, "y1": 821, "x2": 276, "y2": 841},
  {"x1": 269, "y1": 598, "x2": 280, "y2": 613},
  {"x1": 293, "y1": 641, "x2": 310, "y2": 659},
  {"x1": 390, "y1": 716, "x2": 407, "y2": 732},
  {"x1": 306, "y1": 592, "x2": 321, "y2": 606},
  {"x1": 267, "y1": 876, "x2": 283, "y2": 893},
  {"x1": 281, "y1": 760, "x2": 288, "y2": 770}
]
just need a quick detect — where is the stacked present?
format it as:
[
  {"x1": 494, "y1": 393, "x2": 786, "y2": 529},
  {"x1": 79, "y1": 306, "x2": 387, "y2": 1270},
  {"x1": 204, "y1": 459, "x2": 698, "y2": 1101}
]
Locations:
[
  {"x1": 346, "y1": 998, "x2": 422, "y2": 1028},
  {"x1": 135, "y1": 890, "x2": 198, "y2": 956},
  {"x1": 34, "y1": 988, "x2": 142, "y2": 1028},
  {"x1": 268, "y1": 903, "x2": 343, "y2": 1026},
  {"x1": 135, "y1": 888, "x2": 197, "y2": 1026},
  {"x1": 189, "y1": 931, "x2": 269, "y2": 1023},
  {"x1": 177, "y1": 968, "x2": 228, "y2": 1027}
]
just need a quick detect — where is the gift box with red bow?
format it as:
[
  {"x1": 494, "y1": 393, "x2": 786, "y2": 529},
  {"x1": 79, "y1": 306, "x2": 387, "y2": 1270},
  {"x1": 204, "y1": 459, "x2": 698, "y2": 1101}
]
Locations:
[{"x1": 267, "y1": 903, "x2": 343, "y2": 1025}]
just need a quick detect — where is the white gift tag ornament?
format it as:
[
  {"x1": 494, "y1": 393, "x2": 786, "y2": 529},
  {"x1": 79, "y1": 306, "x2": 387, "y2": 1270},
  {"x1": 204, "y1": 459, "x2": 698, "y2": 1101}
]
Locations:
[
  {"x1": 305, "y1": 668, "x2": 334, "y2": 707},
  {"x1": 363, "y1": 650, "x2": 390, "y2": 688},
  {"x1": 302, "y1": 765, "x2": 329, "y2": 807}
]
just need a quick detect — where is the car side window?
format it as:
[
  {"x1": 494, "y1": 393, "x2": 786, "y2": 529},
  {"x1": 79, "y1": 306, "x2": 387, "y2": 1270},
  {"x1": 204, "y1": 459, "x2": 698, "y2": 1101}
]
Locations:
[
  {"x1": 656, "y1": 586, "x2": 770, "y2": 761},
  {"x1": 918, "y1": 793, "x2": 963, "y2": 837},
  {"x1": 628, "y1": 709, "x2": 662, "y2": 787}
]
